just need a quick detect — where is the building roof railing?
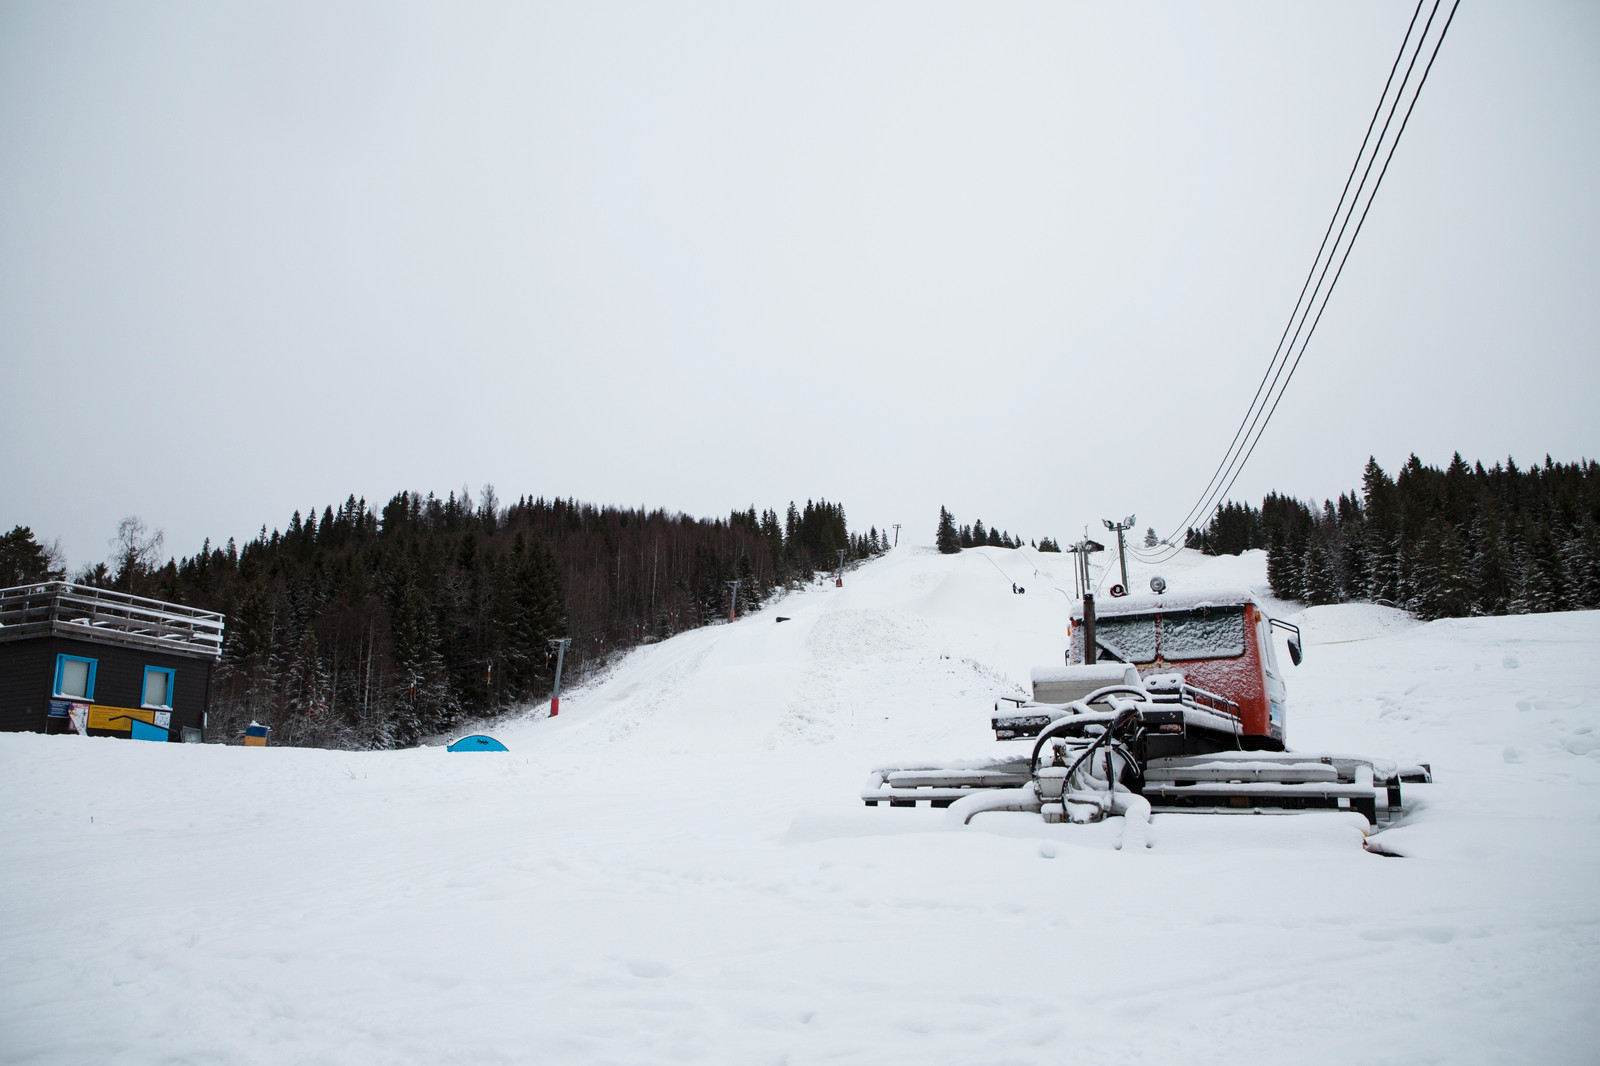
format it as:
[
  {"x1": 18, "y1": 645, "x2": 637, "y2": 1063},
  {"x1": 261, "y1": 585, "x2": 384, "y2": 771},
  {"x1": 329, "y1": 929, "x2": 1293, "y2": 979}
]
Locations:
[{"x1": 0, "y1": 581, "x2": 225, "y2": 660}]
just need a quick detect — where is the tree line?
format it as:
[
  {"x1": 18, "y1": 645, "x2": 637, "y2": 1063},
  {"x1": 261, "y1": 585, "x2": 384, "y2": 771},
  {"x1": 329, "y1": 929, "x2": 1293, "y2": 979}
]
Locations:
[
  {"x1": 1185, "y1": 454, "x2": 1600, "y2": 620},
  {"x1": 935, "y1": 507, "x2": 1055, "y2": 554},
  {"x1": 6, "y1": 491, "x2": 887, "y2": 748}
]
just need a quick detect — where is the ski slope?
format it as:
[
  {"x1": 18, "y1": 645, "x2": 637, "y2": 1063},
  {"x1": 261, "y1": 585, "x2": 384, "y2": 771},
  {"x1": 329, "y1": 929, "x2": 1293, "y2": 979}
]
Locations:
[{"x1": 3, "y1": 545, "x2": 1597, "y2": 1064}]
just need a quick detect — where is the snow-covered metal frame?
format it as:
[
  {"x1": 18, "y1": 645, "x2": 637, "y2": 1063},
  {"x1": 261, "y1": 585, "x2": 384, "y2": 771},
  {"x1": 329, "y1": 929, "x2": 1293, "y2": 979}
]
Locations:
[{"x1": 0, "y1": 582, "x2": 225, "y2": 660}]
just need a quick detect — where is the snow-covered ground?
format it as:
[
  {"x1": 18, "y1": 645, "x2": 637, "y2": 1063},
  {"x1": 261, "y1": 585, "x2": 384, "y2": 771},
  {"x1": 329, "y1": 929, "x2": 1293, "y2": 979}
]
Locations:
[{"x1": 3, "y1": 545, "x2": 1597, "y2": 1064}]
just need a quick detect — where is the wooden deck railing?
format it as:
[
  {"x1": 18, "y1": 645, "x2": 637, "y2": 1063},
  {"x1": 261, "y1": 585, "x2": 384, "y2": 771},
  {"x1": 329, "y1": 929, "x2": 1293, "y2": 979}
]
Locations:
[{"x1": 0, "y1": 581, "x2": 225, "y2": 659}]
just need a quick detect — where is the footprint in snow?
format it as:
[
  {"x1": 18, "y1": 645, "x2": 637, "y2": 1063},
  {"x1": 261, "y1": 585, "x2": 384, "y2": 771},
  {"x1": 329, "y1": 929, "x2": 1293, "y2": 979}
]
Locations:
[
  {"x1": 1559, "y1": 735, "x2": 1599, "y2": 757},
  {"x1": 1360, "y1": 924, "x2": 1457, "y2": 944}
]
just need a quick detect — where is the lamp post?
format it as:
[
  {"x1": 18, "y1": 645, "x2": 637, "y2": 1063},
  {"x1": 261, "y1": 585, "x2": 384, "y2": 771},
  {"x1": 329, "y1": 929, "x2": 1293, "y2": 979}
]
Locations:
[{"x1": 1102, "y1": 515, "x2": 1136, "y2": 594}]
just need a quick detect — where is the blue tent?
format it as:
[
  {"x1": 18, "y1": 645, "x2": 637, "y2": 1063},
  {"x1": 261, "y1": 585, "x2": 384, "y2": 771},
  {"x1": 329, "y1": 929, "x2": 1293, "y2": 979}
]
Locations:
[{"x1": 447, "y1": 734, "x2": 507, "y2": 752}]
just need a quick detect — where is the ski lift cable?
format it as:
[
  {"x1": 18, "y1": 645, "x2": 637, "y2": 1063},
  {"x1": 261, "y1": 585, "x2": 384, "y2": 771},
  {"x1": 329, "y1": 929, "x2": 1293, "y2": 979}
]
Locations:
[
  {"x1": 1093, "y1": 559, "x2": 1112, "y2": 595},
  {"x1": 1178, "y1": 0, "x2": 1445, "y2": 533},
  {"x1": 1141, "y1": 0, "x2": 1440, "y2": 557},
  {"x1": 1151, "y1": 0, "x2": 1430, "y2": 551},
  {"x1": 1205, "y1": 0, "x2": 1461, "y2": 513},
  {"x1": 1138, "y1": 0, "x2": 1456, "y2": 563},
  {"x1": 975, "y1": 550, "x2": 1020, "y2": 586},
  {"x1": 1199, "y1": 0, "x2": 1459, "y2": 525},
  {"x1": 1143, "y1": 0, "x2": 1438, "y2": 559}
]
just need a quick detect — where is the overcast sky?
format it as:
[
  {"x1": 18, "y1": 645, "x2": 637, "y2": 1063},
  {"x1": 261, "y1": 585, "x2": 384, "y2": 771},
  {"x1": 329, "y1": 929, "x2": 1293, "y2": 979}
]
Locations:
[{"x1": 3, "y1": 1, "x2": 1596, "y2": 571}]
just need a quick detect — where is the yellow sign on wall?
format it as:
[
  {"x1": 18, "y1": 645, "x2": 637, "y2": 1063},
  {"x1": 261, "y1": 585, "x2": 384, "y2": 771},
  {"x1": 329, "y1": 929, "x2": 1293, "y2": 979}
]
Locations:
[{"x1": 86, "y1": 705, "x2": 156, "y2": 733}]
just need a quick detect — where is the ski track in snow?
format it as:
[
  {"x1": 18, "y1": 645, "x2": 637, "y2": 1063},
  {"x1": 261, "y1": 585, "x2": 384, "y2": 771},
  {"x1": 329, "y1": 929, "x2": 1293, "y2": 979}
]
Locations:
[{"x1": 2, "y1": 545, "x2": 1598, "y2": 1064}]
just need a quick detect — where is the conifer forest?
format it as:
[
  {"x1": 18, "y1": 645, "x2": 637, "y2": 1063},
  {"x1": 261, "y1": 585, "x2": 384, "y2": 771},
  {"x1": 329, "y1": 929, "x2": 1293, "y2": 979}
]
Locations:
[
  {"x1": 5, "y1": 492, "x2": 884, "y2": 749},
  {"x1": 1185, "y1": 454, "x2": 1600, "y2": 620}
]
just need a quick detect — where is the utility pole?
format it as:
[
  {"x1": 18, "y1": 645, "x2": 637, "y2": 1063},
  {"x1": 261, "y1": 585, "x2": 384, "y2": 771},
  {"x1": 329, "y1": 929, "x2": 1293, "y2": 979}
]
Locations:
[
  {"x1": 891, "y1": 523, "x2": 901, "y2": 547},
  {"x1": 1065, "y1": 538, "x2": 1104, "y2": 664},
  {"x1": 1102, "y1": 515, "x2": 1136, "y2": 594},
  {"x1": 1083, "y1": 592, "x2": 1097, "y2": 665},
  {"x1": 725, "y1": 578, "x2": 741, "y2": 623},
  {"x1": 547, "y1": 637, "x2": 571, "y2": 717},
  {"x1": 835, "y1": 548, "x2": 846, "y2": 586},
  {"x1": 1066, "y1": 538, "x2": 1104, "y2": 599}
]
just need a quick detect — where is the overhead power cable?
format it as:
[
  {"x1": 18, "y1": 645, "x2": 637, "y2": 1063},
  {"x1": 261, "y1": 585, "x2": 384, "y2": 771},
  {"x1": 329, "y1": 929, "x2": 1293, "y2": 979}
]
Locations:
[{"x1": 1133, "y1": 0, "x2": 1458, "y2": 564}]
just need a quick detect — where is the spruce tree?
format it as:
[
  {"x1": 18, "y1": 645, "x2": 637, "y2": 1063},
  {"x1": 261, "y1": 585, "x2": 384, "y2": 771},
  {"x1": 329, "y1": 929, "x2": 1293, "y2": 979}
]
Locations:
[
  {"x1": 1467, "y1": 516, "x2": 1511, "y2": 615},
  {"x1": 386, "y1": 555, "x2": 454, "y2": 745},
  {"x1": 1432, "y1": 523, "x2": 1473, "y2": 619},
  {"x1": 1339, "y1": 522, "x2": 1369, "y2": 602},
  {"x1": 736, "y1": 553, "x2": 760, "y2": 614},
  {"x1": 1301, "y1": 539, "x2": 1340, "y2": 606},
  {"x1": 1366, "y1": 531, "x2": 1400, "y2": 605},
  {"x1": 0, "y1": 525, "x2": 62, "y2": 585},
  {"x1": 936, "y1": 507, "x2": 960, "y2": 554},
  {"x1": 1408, "y1": 522, "x2": 1471, "y2": 619},
  {"x1": 1510, "y1": 522, "x2": 1567, "y2": 613},
  {"x1": 1266, "y1": 525, "x2": 1304, "y2": 600},
  {"x1": 1563, "y1": 515, "x2": 1600, "y2": 609}
]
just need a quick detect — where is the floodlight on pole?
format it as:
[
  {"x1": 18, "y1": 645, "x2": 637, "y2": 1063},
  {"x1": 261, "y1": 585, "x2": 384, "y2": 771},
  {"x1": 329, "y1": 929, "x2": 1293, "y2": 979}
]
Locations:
[{"x1": 1102, "y1": 515, "x2": 1136, "y2": 595}]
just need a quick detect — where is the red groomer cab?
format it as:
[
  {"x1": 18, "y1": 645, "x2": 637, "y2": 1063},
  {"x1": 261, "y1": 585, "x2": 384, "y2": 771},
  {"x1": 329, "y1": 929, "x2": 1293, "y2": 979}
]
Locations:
[{"x1": 1066, "y1": 587, "x2": 1301, "y2": 751}]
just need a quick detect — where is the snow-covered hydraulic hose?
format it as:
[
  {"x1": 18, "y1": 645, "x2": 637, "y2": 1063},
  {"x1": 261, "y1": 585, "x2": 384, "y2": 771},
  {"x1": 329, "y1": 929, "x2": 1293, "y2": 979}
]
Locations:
[
  {"x1": 1032, "y1": 703, "x2": 1151, "y2": 846},
  {"x1": 1044, "y1": 704, "x2": 1141, "y2": 782},
  {"x1": 944, "y1": 782, "x2": 1042, "y2": 826},
  {"x1": 1109, "y1": 791, "x2": 1151, "y2": 850},
  {"x1": 950, "y1": 704, "x2": 1150, "y2": 833},
  {"x1": 1024, "y1": 687, "x2": 1147, "y2": 771}
]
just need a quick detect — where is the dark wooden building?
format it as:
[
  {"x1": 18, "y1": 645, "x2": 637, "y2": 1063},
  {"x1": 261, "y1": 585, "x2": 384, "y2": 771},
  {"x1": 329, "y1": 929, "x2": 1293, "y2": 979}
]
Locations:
[{"x1": 0, "y1": 582, "x2": 224, "y2": 741}]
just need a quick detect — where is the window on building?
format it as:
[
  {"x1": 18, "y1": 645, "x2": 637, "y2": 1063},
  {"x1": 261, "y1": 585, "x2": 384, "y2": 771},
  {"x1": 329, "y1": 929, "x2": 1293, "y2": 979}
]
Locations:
[
  {"x1": 142, "y1": 666, "x2": 176, "y2": 710},
  {"x1": 54, "y1": 655, "x2": 97, "y2": 700}
]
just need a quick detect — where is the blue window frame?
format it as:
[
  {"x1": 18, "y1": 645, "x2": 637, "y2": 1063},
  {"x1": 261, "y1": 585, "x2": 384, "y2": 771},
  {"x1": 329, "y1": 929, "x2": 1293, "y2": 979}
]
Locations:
[
  {"x1": 53, "y1": 654, "x2": 97, "y2": 700},
  {"x1": 142, "y1": 666, "x2": 176, "y2": 709}
]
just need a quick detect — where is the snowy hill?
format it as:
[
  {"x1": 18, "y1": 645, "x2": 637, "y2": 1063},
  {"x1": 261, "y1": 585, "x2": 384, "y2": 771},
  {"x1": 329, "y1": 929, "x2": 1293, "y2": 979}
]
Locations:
[{"x1": 3, "y1": 545, "x2": 1597, "y2": 1064}]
